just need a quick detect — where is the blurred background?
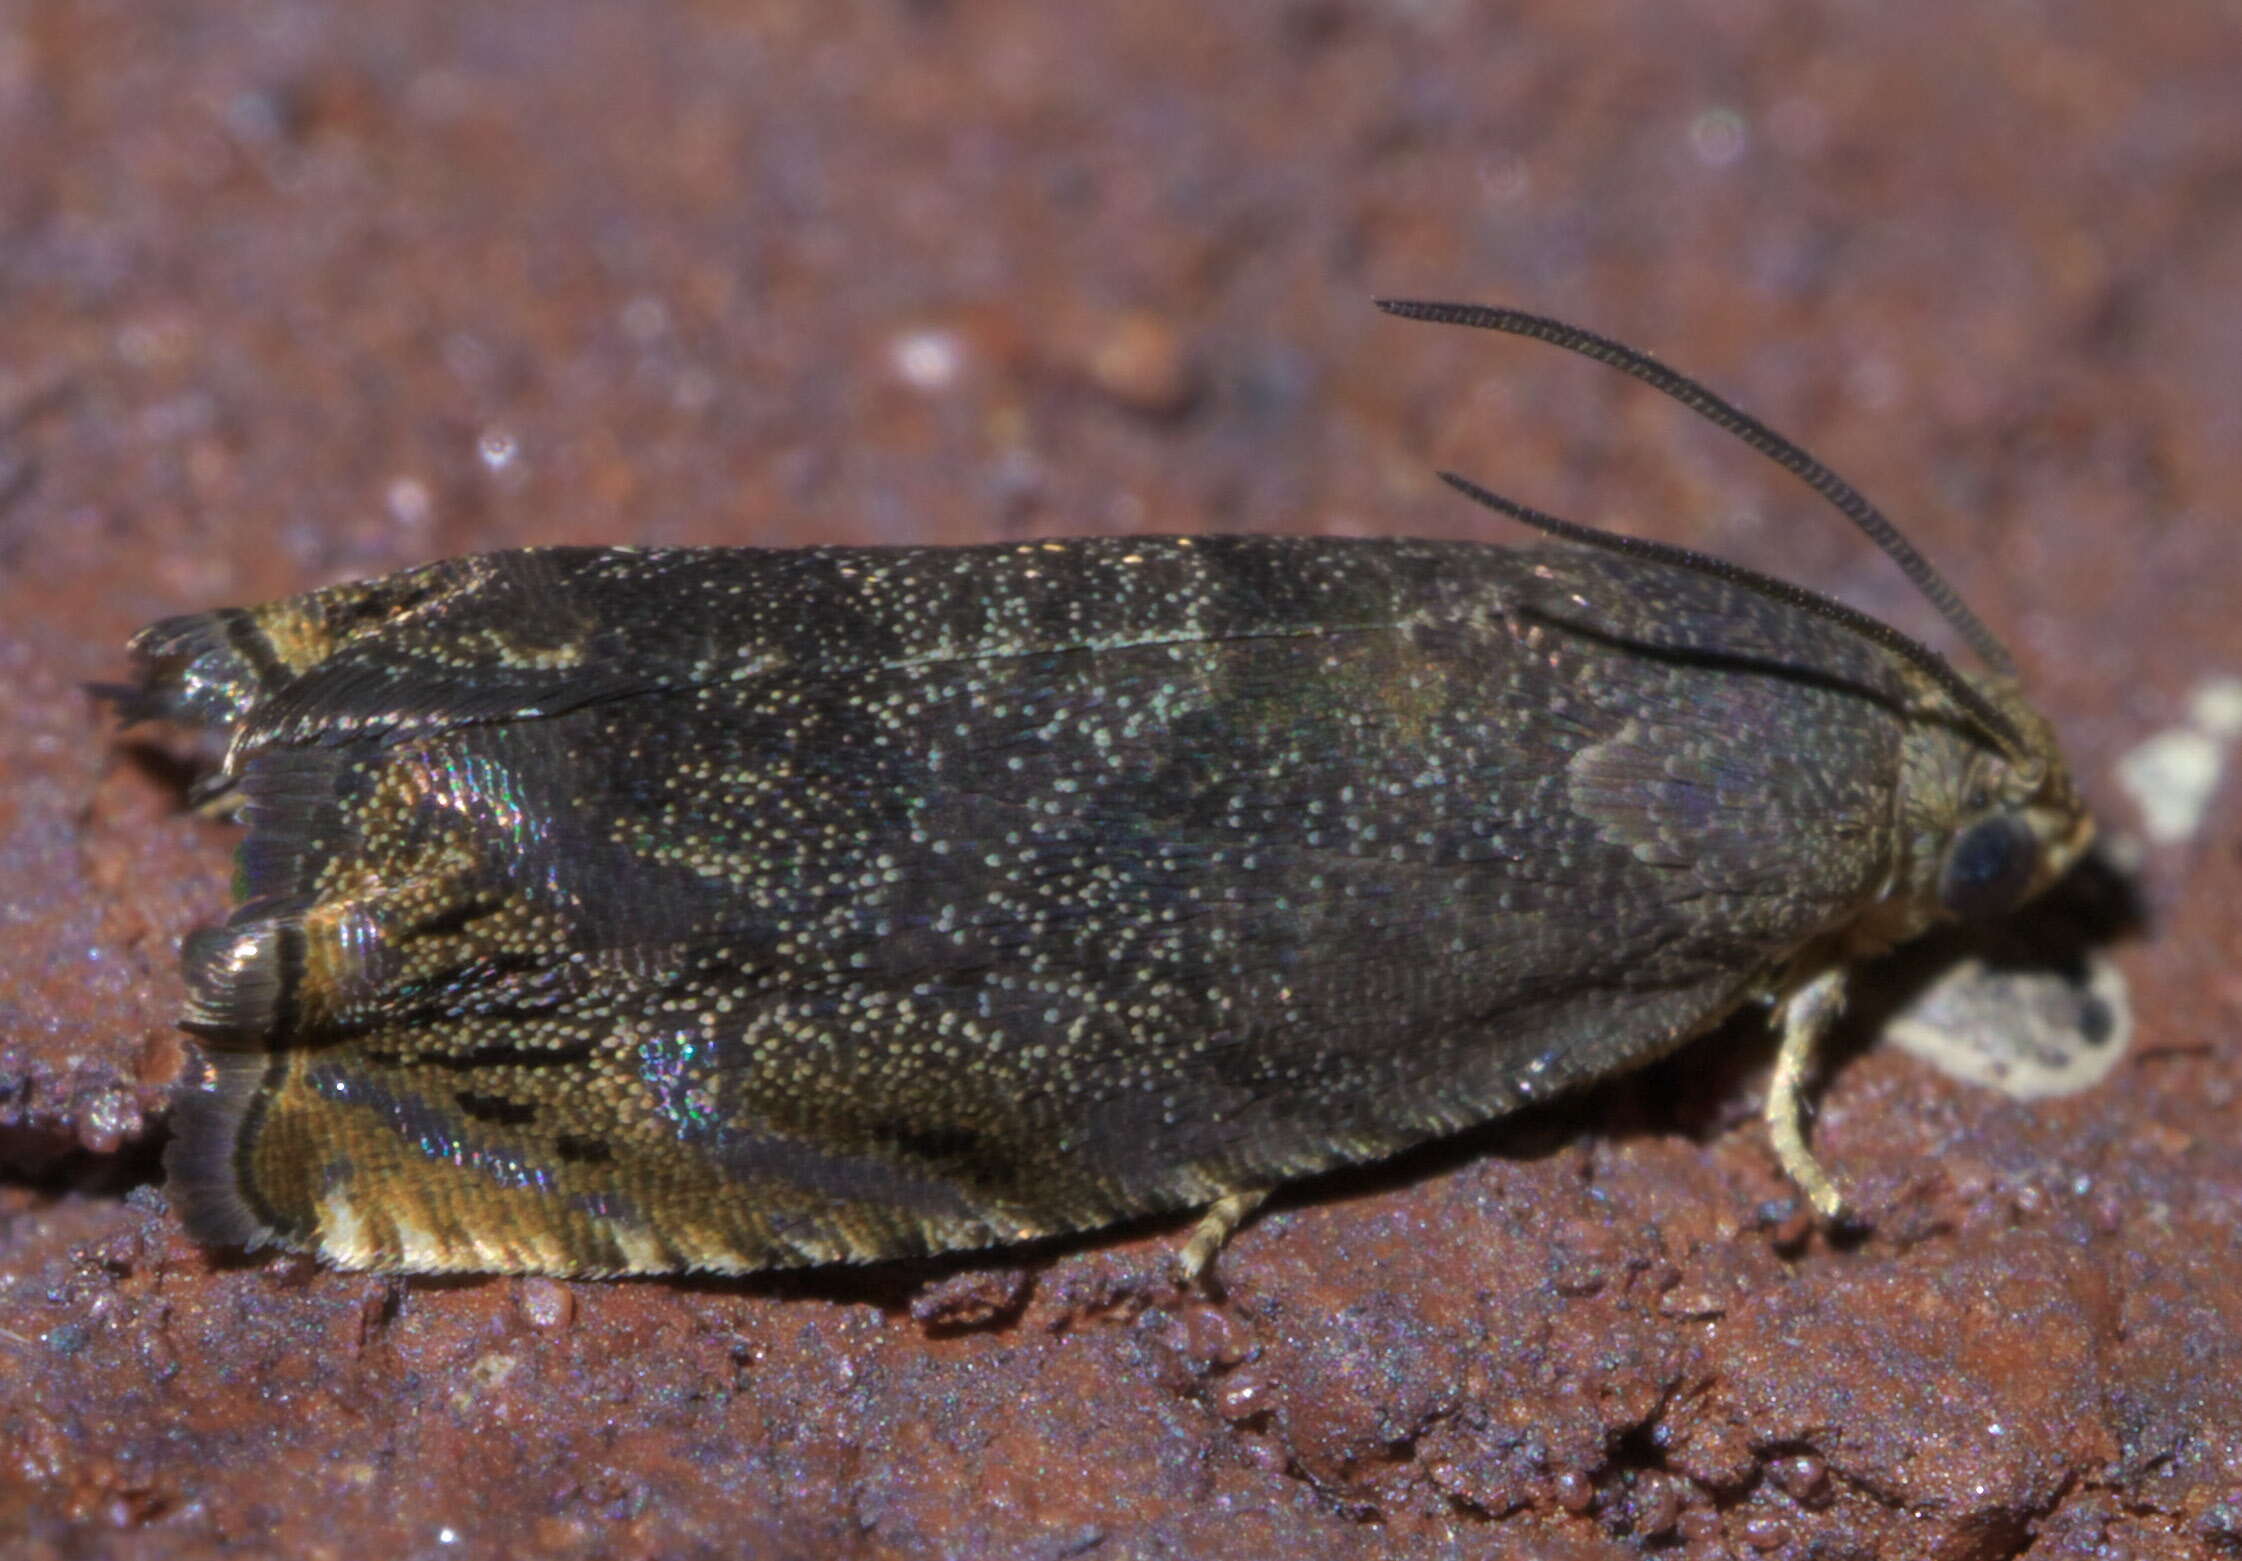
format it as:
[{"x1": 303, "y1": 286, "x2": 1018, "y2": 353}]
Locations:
[{"x1": 6, "y1": 3, "x2": 2242, "y2": 1556}]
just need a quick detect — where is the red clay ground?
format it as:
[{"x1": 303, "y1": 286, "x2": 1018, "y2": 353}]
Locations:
[{"x1": 4, "y1": 4, "x2": 2241, "y2": 1557}]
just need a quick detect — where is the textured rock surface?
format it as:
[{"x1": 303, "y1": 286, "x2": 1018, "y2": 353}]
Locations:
[{"x1": 4, "y1": 2, "x2": 2239, "y2": 1556}]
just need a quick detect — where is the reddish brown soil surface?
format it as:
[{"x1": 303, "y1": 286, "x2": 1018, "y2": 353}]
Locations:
[{"x1": 5, "y1": 4, "x2": 2240, "y2": 1557}]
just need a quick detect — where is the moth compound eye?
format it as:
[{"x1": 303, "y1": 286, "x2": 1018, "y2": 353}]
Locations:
[{"x1": 1939, "y1": 814, "x2": 2041, "y2": 921}]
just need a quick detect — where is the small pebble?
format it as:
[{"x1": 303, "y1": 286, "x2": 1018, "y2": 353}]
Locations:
[{"x1": 519, "y1": 1277, "x2": 575, "y2": 1330}]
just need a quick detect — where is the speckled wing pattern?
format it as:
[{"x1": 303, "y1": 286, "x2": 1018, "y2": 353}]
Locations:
[{"x1": 134, "y1": 536, "x2": 1918, "y2": 1275}]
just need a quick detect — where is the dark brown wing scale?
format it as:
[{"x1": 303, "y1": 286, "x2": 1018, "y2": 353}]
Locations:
[{"x1": 135, "y1": 535, "x2": 1922, "y2": 1274}]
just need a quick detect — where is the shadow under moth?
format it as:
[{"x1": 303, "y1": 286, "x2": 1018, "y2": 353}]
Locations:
[{"x1": 116, "y1": 301, "x2": 2092, "y2": 1278}]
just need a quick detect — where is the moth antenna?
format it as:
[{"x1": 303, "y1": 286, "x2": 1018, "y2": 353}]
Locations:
[
  {"x1": 1374, "y1": 298, "x2": 2019, "y2": 680},
  {"x1": 1435, "y1": 469, "x2": 2029, "y2": 762}
]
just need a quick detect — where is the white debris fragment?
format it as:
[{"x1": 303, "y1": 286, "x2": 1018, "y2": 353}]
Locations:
[
  {"x1": 1887, "y1": 954, "x2": 2131, "y2": 1100},
  {"x1": 2116, "y1": 674, "x2": 2242, "y2": 845}
]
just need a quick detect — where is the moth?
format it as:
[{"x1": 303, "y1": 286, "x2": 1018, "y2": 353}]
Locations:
[{"x1": 119, "y1": 301, "x2": 2092, "y2": 1278}]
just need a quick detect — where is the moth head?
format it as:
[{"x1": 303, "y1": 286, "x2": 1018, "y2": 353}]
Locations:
[
  {"x1": 1373, "y1": 299, "x2": 2098, "y2": 931},
  {"x1": 1933, "y1": 676, "x2": 2093, "y2": 924}
]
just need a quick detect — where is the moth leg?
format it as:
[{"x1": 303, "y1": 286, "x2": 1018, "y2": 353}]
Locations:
[
  {"x1": 1175, "y1": 1189, "x2": 1270, "y2": 1283},
  {"x1": 1767, "y1": 967, "x2": 1851, "y2": 1220}
]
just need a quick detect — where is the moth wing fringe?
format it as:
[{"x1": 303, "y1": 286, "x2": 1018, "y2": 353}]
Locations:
[{"x1": 163, "y1": 1051, "x2": 287, "y2": 1255}]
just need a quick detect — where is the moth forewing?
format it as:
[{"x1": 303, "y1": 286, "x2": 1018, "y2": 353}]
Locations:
[{"x1": 122, "y1": 305, "x2": 2092, "y2": 1278}]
